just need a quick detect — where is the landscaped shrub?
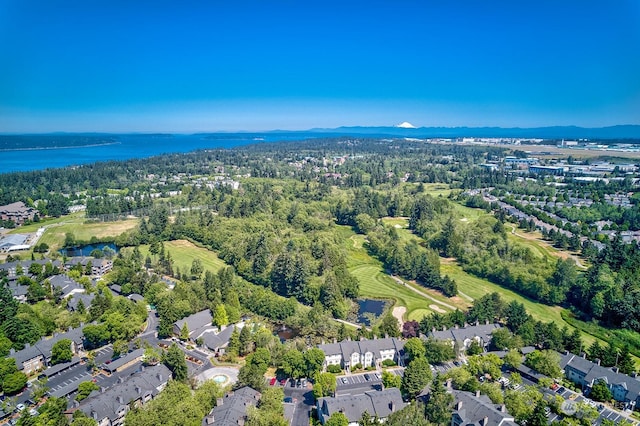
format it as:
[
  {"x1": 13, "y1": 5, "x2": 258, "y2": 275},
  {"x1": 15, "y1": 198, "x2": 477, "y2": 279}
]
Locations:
[{"x1": 327, "y1": 365, "x2": 342, "y2": 374}]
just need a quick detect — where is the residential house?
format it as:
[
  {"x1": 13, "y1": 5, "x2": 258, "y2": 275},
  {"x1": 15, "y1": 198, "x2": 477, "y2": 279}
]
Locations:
[
  {"x1": 560, "y1": 352, "x2": 640, "y2": 410},
  {"x1": 49, "y1": 274, "x2": 85, "y2": 299},
  {"x1": 0, "y1": 259, "x2": 62, "y2": 279},
  {"x1": 173, "y1": 309, "x2": 213, "y2": 339},
  {"x1": 64, "y1": 257, "x2": 113, "y2": 277},
  {"x1": 0, "y1": 201, "x2": 37, "y2": 225},
  {"x1": 451, "y1": 390, "x2": 517, "y2": 426},
  {"x1": 67, "y1": 292, "x2": 95, "y2": 312},
  {"x1": 101, "y1": 348, "x2": 145, "y2": 374},
  {"x1": 202, "y1": 386, "x2": 261, "y2": 426},
  {"x1": 317, "y1": 337, "x2": 405, "y2": 371},
  {"x1": 430, "y1": 323, "x2": 500, "y2": 354},
  {"x1": 316, "y1": 388, "x2": 405, "y2": 425},
  {"x1": 71, "y1": 364, "x2": 171, "y2": 426},
  {"x1": 201, "y1": 325, "x2": 235, "y2": 356},
  {"x1": 8, "y1": 326, "x2": 85, "y2": 374}
]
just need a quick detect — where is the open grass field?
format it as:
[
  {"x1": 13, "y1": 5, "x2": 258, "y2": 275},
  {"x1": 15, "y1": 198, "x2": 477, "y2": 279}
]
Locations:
[
  {"x1": 420, "y1": 183, "x2": 453, "y2": 198},
  {"x1": 9, "y1": 212, "x2": 139, "y2": 250},
  {"x1": 134, "y1": 239, "x2": 228, "y2": 274}
]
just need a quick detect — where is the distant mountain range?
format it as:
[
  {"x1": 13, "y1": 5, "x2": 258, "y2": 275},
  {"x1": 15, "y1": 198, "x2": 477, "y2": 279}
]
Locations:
[{"x1": 303, "y1": 125, "x2": 640, "y2": 140}]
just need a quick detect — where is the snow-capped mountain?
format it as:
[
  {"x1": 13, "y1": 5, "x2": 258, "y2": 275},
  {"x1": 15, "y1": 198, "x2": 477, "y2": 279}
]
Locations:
[{"x1": 395, "y1": 122, "x2": 417, "y2": 129}]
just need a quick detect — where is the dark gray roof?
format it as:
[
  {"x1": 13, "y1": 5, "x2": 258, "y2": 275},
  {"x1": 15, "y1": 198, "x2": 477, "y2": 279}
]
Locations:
[
  {"x1": 67, "y1": 293, "x2": 95, "y2": 311},
  {"x1": 202, "y1": 386, "x2": 261, "y2": 426},
  {"x1": 173, "y1": 309, "x2": 212, "y2": 337},
  {"x1": 49, "y1": 275, "x2": 84, "y2": 298},
  {"x1": 9, "y1": 326, "x2": 85, "y2": 369},
  {"x1": 50, "y1": 375, "x2": 87, "y2": 398},
  {"x1": 560, "y1": 352, "x2": 640, "y2": 402},
  {"x1": 430, "y1": 323, "x2": 500, "y2": 344},
  {"x1": 76, "y1": 364, "x2": 171, "y2": 423},
  {"x1": 0, "y1": 259, "x2": 62, "y2": 274},
  {"x1": 42, "y1": 356, "x2": 81, "y2": 378},
  {"x1": 8, "y1": 281, "x2": 28, "y2": 298},
  {"x1": 202, "y1": 326, "x2": 235, "y2": 351},
  {"x1": 102, "y1": 348, "x2": 144, "y2": 373},
  {"x1": 318, "y1": 388, "x2": 405, "y2": 423},
  {"x1": 128, "y1": 293, "x2": 144, "y2": 303},
  {"x1": 452, "y1": 390, "x2": 517, "y2": 426},
  {"x1": 109, "y1": 284, "x2": 122, "y2": 294}
]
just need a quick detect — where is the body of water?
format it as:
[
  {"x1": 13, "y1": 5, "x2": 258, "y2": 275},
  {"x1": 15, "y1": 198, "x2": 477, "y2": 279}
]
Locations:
[
  {"x1": 356, "y1": 299, "x2": 386, "y2": 326},
  {"x1": 1, "y1": 133, "x2": 325, "y2": 173},
  {"x1": 59, "y1": 242, "x2": 119, "y2": 257}
]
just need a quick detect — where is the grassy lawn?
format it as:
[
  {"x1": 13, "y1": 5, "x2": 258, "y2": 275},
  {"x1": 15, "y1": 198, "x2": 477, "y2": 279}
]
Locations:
[
  {"x1": 420, "y1": 183, "x2": 453, "y2": 197},
  {"x1": 9, "y1": 212, "x2": 138, "y2": 250},
  {"x1": 134, "y1": 239, "x2": 228, "y2": 274}
]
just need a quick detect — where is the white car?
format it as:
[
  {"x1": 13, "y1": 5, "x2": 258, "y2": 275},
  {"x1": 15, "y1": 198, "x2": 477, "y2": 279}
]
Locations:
[
  {"x1": 16, "y1": 403, "x2": 26, "y2": 412},
  {"x1": 29, "y1": 408, "x2": 38, "y2": 416}
]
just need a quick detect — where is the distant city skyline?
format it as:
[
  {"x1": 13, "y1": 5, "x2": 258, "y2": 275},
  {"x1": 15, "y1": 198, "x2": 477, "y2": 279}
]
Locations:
[{"x1": 1, "y1": 1, "x2": 639, "y2": 133}]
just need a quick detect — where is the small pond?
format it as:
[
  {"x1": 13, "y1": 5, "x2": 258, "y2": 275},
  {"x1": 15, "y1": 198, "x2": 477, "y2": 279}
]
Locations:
[
  {"x1": 59, "y1": 242, "x2": 119, "y2": 257},
  {"x1": 356, "y1": 299, "x2": 386, "y2": 326}
]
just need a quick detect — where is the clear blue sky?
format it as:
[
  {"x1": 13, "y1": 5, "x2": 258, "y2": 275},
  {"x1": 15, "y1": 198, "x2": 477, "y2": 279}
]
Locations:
[{"x1": 1, "y1": 0, "x2": 639, "y2": 132}]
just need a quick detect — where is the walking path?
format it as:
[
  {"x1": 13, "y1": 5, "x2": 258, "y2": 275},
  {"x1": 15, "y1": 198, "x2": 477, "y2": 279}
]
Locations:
[{"x1": 390, "y1": 274, "x2": 456, "y2": 311}]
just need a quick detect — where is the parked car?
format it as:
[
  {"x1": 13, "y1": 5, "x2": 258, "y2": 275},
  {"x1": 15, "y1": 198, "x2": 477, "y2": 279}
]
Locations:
[
  {"x1": 284, "y1": 397, "x2": 293, "y2": 403},
  {"x1": 341, "y1": 377, "x2": 348, "y2": 384},
  {"x1": 29, "y1": 408, "x2": 38, "y2": 417},
  {"x1": 301, "y1": 378, "x2": 307, "y2": 387},
  {"x1": 16, "y1": 403, "x2": 26, "y2": 412},
  {"x1": 280, "y1": 378, "x2": 287, "y2": 386},
  {"x1": 269, "y1": 377, "x2": 277, "y2": 386},
  {"x1": 364, "y1": 373, "x2": 371, "y2": 381}
]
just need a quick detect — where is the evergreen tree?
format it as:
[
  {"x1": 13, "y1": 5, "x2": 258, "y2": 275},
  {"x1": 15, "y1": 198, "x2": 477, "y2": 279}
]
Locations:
[
  {"x1": 527, "y1": 402, "x2": 549, "y2": 426},
  {"x1": 163, "y1": 343, "x2": 188, "y2": 382},
  {"x1": 617, "y1": 345, "x2": 636, "y2": 375},
  {"x1": 425, "y1": 376, "x2": 453, "y2": 425}
]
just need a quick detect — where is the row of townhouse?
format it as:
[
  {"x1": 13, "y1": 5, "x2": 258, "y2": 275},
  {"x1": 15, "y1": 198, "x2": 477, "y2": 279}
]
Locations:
[
  {"x1": 64, "y1": 256, "x2": 113, "y2": 276},
  {"x1": 0, "y1": 257, "x2": 112, "y2": 279},
  {"x1": 316, "y1": 323, "x2": 501, "y2": 371},
  {"x1": 451, "y1": 389, "x2": 517, "y2": 426},
  {"x1": 315, "y1": 384, "x2": 514, "y2": 426},
  {"x1": 68, "y1": 364, "x2": 171, "y2": 426},
  {"x1": 317, "y1": 337, "x2": 405, "y2": 370},
  {"x1": 429, "y1": 323, "x2": 501, "y2": 355},
  {"x1": 316, "y1": 388, "x2": 405, "y2": 425},
  {"x1": 7, "y1": 326, "x2": 85, "y2": 374},
  {"x1": 560, "y1": 352, "x2": 640, "y2": 410}
]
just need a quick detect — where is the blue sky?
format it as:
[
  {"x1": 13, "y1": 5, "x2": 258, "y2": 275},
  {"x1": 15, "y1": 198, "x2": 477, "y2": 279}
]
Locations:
[{"x1": 1, "y1": 1, "x2": 639, "y2": 132}]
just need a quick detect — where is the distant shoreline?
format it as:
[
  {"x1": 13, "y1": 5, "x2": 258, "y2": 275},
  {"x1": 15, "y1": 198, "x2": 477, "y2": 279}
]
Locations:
[{"x1": 0, "y1": 141, "x2": 121, "y2": 152}]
